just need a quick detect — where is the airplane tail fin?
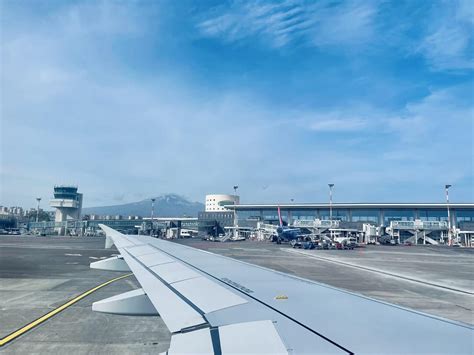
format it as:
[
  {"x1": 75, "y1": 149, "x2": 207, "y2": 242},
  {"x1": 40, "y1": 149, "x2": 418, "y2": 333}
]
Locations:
[{"x1": 277, "y1": 206, "x2": 283, "y2": 227}]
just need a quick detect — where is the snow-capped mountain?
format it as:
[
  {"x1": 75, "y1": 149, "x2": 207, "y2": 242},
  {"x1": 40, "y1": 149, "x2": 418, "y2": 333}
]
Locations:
[{"x1": 82, "y1": 194, "x2": 204, "y2": 217}]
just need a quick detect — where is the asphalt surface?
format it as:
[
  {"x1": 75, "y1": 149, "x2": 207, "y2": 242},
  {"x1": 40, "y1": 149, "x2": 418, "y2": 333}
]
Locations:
[
  {"x1": 1, "y1": 235, "x2": 473, "y2": 354},
  {"x1": 0, "y1": 235, "x2": 170, "y2": 354}
]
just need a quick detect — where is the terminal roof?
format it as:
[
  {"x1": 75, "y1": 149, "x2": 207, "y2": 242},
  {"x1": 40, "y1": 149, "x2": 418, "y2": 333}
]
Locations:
[{"x1": 225, "y1": 203, "x2": 474, "y2": 209}]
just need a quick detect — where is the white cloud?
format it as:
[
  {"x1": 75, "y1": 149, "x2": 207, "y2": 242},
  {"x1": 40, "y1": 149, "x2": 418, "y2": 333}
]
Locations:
[
  {"x1": 296, "y1": 86, "x2": 473, "y2": 200},
  {"x1": 309, "y1": 117, "x2": 368, "y2": 132},
  {"x1": 57, "y1": 0, "x2": 150, "y2": 36},
  {"x1": 198, "y1": 0, "x2": 378, "y2": 48},
  {"x1": 1, "y1": 1, "x2": 472, "y2": 207},
  {"x1": 0, "y1": 3, "x2": 294, "y2": 206},
  {"x1": 307, "y1": 0, "x2": 377, "y2": 47},
  {"x1": 417, "y1": 0, "x2": 474, "y2": 71},
  {"x1": 4, "y1": 23, "x2": 471, "y2": 206},
  {"x1": 419, "y1": 25, "x2": 473, "y2": 71},
  {"x1": 198, "y1": 0, "x2": 473, "y2": 71},
  {"x1": 387, "y1": 85, "x2": 473, "y2": 142}
]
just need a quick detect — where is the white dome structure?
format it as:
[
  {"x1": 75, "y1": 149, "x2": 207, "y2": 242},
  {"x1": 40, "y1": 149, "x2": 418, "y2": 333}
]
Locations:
[{"x1": 205, "y1": 194, "x2": 240, "y2": 212}]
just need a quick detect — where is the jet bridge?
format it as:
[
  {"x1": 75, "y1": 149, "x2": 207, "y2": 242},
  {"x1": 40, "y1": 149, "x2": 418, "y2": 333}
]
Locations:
[
  {"x1": 292, "y1": 219, "x2": 339, "y2": 238},
  {"x1": 387, "y1": 220, "x2": 448, "y2": 244}
]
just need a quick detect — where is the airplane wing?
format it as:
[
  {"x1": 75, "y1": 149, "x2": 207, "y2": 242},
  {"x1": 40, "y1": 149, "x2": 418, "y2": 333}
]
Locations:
[{"x1": 91, "y1": 225, "x2": 473, "y2": 354}]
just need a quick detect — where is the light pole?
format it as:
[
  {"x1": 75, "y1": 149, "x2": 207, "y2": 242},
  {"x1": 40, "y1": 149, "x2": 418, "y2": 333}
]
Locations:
[
  {"x1": 233, "y1": 186, "x2": 239, "y2": 238},
  {"x1": 328, "y1": 184, "x2": 334, "y2": 221},
  {"x1": 445, "y1": 185, "x2": 452, "y2": 245},
  {"x1": 36, "y1": 197, "x2": 41, "y2": 222},
  {"x1": 151, "y1": 198, "x2": 156, "y2": 236}
]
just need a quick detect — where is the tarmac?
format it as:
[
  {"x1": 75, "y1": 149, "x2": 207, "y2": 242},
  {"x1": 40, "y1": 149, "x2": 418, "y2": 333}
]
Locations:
[
  {"x1": 0, "y1": 236, "x2": 170, "y2": 354},
  {"x1": 0, "y1": 235, "x2": 473, "y2": 354}
]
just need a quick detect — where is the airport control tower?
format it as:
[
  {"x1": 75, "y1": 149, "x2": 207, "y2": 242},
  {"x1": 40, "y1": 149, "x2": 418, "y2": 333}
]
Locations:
[{"x1": 50, "y1": 185, "x2": 83, "y2": 234}]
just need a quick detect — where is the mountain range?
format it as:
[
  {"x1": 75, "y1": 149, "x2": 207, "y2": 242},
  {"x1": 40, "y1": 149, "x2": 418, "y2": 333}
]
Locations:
[{"x1": 82, "y1": 194, "x2": 204, "y2": 217}]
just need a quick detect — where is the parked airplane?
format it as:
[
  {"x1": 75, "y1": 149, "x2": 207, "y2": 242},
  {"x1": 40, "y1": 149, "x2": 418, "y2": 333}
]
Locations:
[
  {"x1": 90, "y1": 225, "x2": 472, "y2": 354},
  {"x1": 274, "y1": 206, "x2": 303, "y2": 243}
]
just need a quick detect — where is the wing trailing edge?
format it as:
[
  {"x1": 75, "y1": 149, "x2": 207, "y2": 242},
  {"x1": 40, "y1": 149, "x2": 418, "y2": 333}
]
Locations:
[{"x1": 164, "y1": 320, "x2": 287, "y2": 355}]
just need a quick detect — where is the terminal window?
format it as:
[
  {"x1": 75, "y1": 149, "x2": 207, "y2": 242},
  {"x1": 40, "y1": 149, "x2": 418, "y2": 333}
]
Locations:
[{"x1": 383, "y1": 209, "x2": 415, "y2": 223}]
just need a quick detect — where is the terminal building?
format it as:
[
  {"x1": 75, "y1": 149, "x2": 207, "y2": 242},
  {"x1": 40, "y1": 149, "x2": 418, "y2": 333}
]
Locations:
[
  {"x1": 229, "y1": 203, "x2": 474, "y2": 225},
  {"x1": 205, "y1": 194, "x2": 239, "y2": 212},
  {"x1": 30, "y1": 186, "x2": 474, "y2": 245},
  {"x1": 199, "y1": 194, "x2": 239, "y2": 237},
  {"x1": 199, "y1": 202, "x2": 474, "y2": 245},
  {"x1": 0, "y1": 214, "x2": 16, "y2": 229}
]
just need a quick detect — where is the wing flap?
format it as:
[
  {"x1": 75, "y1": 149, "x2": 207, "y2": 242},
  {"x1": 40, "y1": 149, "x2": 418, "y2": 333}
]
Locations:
[
  {"x1": 121, "y1": 249, "x2": 206, "y2": 332},
  {"x1": 128, "y1": 244, "x2": 158, "y2": 256},
  {"x1": 150, "y1": 262, "x2": 201, "y2": 284},
  {"x1": 167, "y1": 328, "x2": 214, "y2": 355},
  {"x1": 172, "y1": 276, "x2": 248, "y2": 314},
  {"x1": 136, "y1": 251, "x2": 174, "y2": 267},
  {"x1": 219, "y1": 320, "x2": 288, "y2": 354},
  {"x1": 165, "y1": 321, "x2": 289, "y2": 355}
]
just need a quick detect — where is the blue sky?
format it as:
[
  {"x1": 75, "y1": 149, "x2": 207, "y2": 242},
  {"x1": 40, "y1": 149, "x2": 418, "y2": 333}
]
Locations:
[{"x1": 1, "y1": 0, "x2": 473, "y2": 208}]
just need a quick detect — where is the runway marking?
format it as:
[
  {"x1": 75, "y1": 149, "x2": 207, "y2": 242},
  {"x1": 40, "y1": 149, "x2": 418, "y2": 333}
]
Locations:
[
  {"x1": 64, "y1": 253, "x2": 82, "y2": 256},
  {"x1": 0, "y1": 273, "x2": 132, "y2": 347},
  {"x1": 233, "y1": 247, "x2": 268, "y2": 252},
  {"x1": 0, "y1": 244, "x2": 108, "y2": 251},
  {"x1": 284, "y1": 249, "x2": 474, "y2": 295}
]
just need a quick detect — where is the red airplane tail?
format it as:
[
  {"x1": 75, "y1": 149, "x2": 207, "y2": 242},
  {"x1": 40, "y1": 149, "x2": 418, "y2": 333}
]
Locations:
[{"x1": 277, "y1": 206, "x2": 283, "y2": 227}]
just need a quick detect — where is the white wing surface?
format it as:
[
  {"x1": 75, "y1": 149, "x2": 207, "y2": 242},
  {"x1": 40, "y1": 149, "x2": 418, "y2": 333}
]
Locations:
[{"x1": 92, "y1": 225, "x2": 473, "y2": 354}]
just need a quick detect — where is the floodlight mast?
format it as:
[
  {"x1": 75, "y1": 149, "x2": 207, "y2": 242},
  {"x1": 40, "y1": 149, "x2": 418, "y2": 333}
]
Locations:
[
  {"x1": 233, "y1": 186, "x2": 239, "y2": 238},
  {"x1": 36, "y1": 197, "x2": 42, "y2": 222},
  {"x1": 328, "y1": 184, "x2": 334, "y2": 221},
  {"x1": 151, "y1": 198, "x2": 156, "y2": 236},
  {"x1": 445, "y1": 185, "x2": 452, "y2": 245}
]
